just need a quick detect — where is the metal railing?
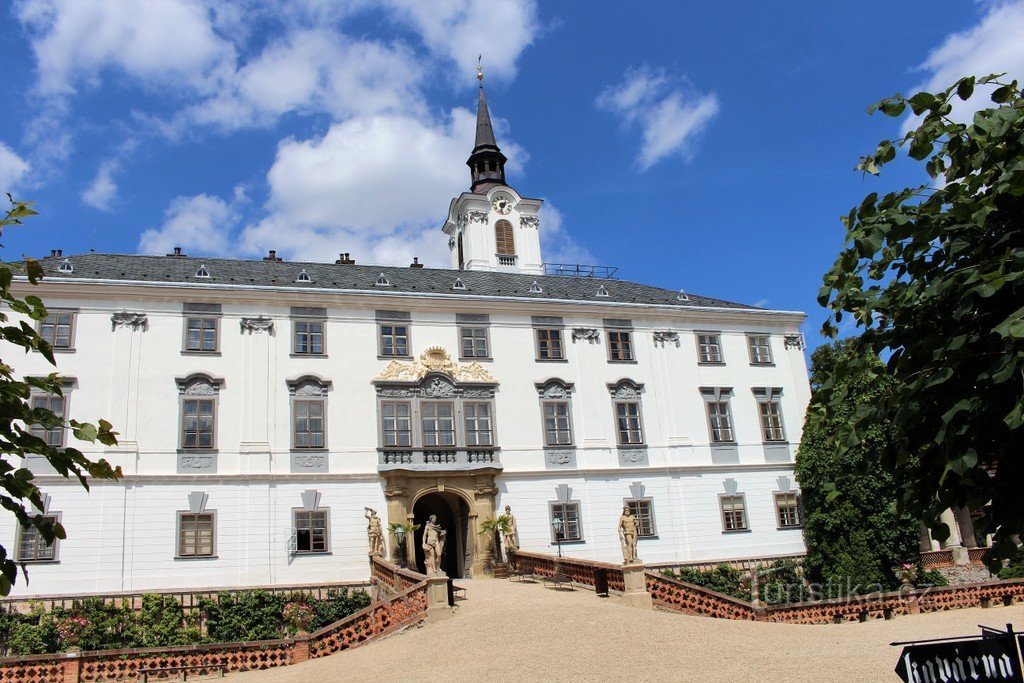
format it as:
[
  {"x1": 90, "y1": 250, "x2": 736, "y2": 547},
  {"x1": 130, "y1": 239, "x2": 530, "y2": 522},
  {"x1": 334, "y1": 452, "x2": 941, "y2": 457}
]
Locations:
[
  {"x1": 379, "y1": 447, "x2": 501, "y2": 468},
  {"x1": 542, "y1": 263, "x2": 619, "y2": 279}
]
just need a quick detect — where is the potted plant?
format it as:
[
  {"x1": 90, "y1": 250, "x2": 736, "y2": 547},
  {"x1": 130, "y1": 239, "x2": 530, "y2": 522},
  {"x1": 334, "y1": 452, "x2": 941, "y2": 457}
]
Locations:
[
  {"x1": 282, "y1": 600, "x2": 313, "y2": 635},
  {"x1": 479, "y1": 515, "x2": 514, "y2": 577},
  {"x1": 56, "y1": 615, "x2": 89, "y2": 652},
  {"x1": 894, "y1": 562, "x2": 918, "y2": 589}
]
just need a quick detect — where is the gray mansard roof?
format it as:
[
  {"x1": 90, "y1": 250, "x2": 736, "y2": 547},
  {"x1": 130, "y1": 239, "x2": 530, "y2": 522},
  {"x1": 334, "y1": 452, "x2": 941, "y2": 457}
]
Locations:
[{"x1": 31, "y1": 253, "x2": 760, "y2": 310}]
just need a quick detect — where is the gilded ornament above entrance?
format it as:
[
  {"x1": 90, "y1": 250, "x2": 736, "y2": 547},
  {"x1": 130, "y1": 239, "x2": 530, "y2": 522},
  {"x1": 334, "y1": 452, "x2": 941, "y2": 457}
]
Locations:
[{"x1": 372, "y1": 347, "x2": 498, "y2": 384}]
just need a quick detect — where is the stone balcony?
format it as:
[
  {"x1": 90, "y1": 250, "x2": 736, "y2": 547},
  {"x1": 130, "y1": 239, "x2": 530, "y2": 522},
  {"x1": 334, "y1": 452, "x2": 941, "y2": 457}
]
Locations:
[{"x1": 377, "y1": 447, "x2": 502, "y2": 472}]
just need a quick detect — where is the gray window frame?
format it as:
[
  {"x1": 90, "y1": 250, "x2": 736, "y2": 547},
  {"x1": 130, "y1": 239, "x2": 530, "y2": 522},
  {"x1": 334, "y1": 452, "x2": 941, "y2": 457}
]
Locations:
[
  {"x1": 29, "y1": 391, "x2": 68, "y2": 448},
  {"x1": 16, "y1": 512, "x2": 61, "y2": 563},
  {"x1": 292, "y1": 508, "x2": 330, "y2": 554},
  {"x1": 696, "y1": 332, "x2": 724, "y2": 365},
  {"x1": 176, "y1": 510, "x2": 217, "y2": 558},
  {"x1": 180, "y1": 396, "x2": 217, "y2": 451},
  {"x1": 463, "y1": 401, "x2": 494, "y2": 446},
  {"x1": 459, "y1": 325, "x2": 491, "y2": 360},
  {"x1": 38, "y1": 309, "x2": 77, "y2": 351},
  {"x1": 542, "y1": 399, "x2": 574, "y2": 446},
  {"x1": 607, "y1": 330, "x2": 635, "y2": 362},
  {"x1": 758, "y1": 397, "x2": 786, "y2": 442},
  {"x1": 534, "y1": 327, "x2": 565, "y2": 361},
  {"x1": 701, "y1": 388, "x2": 736, "y2": 444},
  {"x1": 292, "y1": 319, "x2": 326, "y2": 356},
  {"x1": 292, "y1": 397, "x2": 327, "y2": 450},
  {"x1": 183, "y1": 316, "x2": 219, "y2": 354},
  {"x1": 747, "y1": 334, "x2": 774, "y2": 366},
  {"x1": 719, "y1": 493, "x2": 749, "y2": 532},
  {"x1": 625, "y1": 498, "x2": 657, "y2": 538},
  {"x1": 775, "y1": 492, "x2": 803, "y2": 528},
  {"x1": 380, "y1": 400, "x2": 413, "y2": 448},
  {"x1": 614, "y1": 400, "x2": 645, "y2": 445},
  {"x1": 421, "y1": 401, "x2": 457, "y2": 447},
  {"x1": 378, "y1": 322, "x2": 411, "y2": 358},
  {"x1": 549, "y1": 501, "x2": 583, "y2": 543}
]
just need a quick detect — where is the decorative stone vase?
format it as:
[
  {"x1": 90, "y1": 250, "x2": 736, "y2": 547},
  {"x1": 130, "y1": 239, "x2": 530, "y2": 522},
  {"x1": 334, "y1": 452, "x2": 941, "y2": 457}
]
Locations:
[{"x1": 895, "y1": 563, "x2": 918, "y2": 588}]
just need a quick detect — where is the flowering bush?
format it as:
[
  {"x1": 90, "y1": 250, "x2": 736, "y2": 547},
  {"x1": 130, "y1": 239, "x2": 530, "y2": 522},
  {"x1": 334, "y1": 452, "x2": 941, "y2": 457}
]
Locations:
[{"x1": 55, "y1": 616, "x2": 89, "y2": 646}]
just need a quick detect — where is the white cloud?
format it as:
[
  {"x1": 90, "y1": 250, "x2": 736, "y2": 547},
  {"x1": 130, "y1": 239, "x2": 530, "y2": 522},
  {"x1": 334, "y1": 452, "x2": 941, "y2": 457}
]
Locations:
[
  {"x1": 0, "y1": 143, "x2": 31, "y2": 192},
  {"x1": 597, "y1": 65, "x2": 720, "y2": 170},
  {"x1": 16, "y1": 0, "x2": 236, "y2": 97},
  {"x1": 538, "y1": 203, "x2": 593, "y2": 265},
  {"x1": 138, "y1": 193, "x2": 239, "y2": 256},
  {"x1": 81, "y1": 160, "x2": 119, "y2": 211},
  {"x1": 238, "y1": 108, "x2": 519, "y2": 265},
  {"x1": 383, "y1": 0, "x2": 539, "y2": 84},
  {"x1": 904, "y1": 0, "x2": 1024, "y2": 133}
]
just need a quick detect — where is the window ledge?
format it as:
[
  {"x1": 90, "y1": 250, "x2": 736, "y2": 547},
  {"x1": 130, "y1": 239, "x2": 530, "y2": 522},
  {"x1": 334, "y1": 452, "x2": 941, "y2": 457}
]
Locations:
[
  {"x1": 177, "y1": 449, "x2": 219, "y2": 454},
  {"x1": 378, "y1": 356, "x2": 414, "y2": 361},
  {"x1": 535, "y1": 358, "x2": 568, "y2": 363},
  {"x1": 551, "y1": 539, "x2": 585, "y2": 545},
  {"x1": 638, "y1": 535, "x2": 659, "y2": 541},
  {"x1": 617, "y1": 443, "x2": 648, "y2": 448},
  {"x1": 607, "y1": 359, "x2": 638, "y2": 364},
  {"x1": 17, "y1": 559, "x2": 60, "y2": 564},
  {"x1": 291, "y1": 551, "x2": 333, "y2": 557},
  {"x1": 763, "y1": 441, "x2": 790, "y2": 445},
  {"x1": 722, "y1": 529, "x2": 752, "y2": 534},
  {"x1": 175, "y1": 555, "x2": 219, "y2": 561},
  {"x1": 777, "y1": 525, "x2": 804, "y2": 531},
  {"x1": 698, "y1": 361, "x2": 726, "y2": 366},
  {"x1": 182, "y1": 351, "x2": 221, "y2": 356},
  {"x1": 459, "y1": 357, "x2": 493, "y2": 363},
  {"x1": 291, "y1": 353, "x2": 329, "y2": 359},
  {"x1": 35, "y1": 348, "x2": 76, "y2": 354},
  {"x1": 291, "y1": 448, "x2": 328, "y2": 453},
  {"x1": 711, "y1": 441, "x2": 738, "y2": 447},
  {"x1": 749, "y1": 362, "x2": 776, "y2": 367}
]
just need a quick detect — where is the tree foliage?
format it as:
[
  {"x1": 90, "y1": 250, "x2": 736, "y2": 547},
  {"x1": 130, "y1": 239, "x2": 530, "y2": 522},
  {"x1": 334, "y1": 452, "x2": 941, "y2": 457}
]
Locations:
[
  {"x1": 796, "y1": 341, "x2": 921, "y2": 595},
  {"x1": 0, "y1": 196, "x2": 120, "y2": 594},
  {"x1": 815, "y1": 75, "x2": 1024, "y2": 570}
]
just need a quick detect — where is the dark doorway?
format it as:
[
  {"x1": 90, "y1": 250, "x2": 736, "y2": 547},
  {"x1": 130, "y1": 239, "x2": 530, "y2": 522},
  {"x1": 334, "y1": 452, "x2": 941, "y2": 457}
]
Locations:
[{"x1": 413, "y1": 492, "x2": 470, "y2": 578}]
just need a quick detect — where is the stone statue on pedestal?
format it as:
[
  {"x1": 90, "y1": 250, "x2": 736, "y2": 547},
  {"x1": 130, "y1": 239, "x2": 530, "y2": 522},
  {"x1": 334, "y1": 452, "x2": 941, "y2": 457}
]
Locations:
[
  {"x1": 618, "y1": 505, "x2": 640, "y2": 565},
  {"x1": 422, "y1": 514, "x2": 447, "y2": 576},
  {"x1": 503, "y1": 504, "x2": 519, "y2": 553},
  {"x1": 365, "y1": 507, "x2": 384, "y2": 556}
]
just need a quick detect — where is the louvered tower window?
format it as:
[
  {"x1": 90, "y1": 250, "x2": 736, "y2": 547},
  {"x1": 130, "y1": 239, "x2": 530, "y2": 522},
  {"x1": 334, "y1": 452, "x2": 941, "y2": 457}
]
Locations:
[{"x1": 495, "y1": 220, "x2": 515, "y2": 255}]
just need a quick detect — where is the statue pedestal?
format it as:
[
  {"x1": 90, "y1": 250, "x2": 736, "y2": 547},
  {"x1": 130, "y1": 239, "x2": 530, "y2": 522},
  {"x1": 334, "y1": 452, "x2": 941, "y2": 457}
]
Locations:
[
  {"x1": 620, "y1": 564, "x2": 653, "y2": 610},
  {"x1": 426, "y1": 575, "x2": 453, "y2": 621}
]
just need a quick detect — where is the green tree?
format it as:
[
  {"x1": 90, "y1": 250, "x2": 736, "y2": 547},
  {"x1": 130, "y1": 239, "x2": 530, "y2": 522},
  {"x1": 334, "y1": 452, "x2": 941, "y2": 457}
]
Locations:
[
  {"x1": 796, "y1": 341, "x2": 920, "y2": 595},
  {"x1": 0, "y1": 196, "x2": 120, "y2": 594},
  {"x1": 816, "y1": 75, "x2": 1024, "y2": 570}
]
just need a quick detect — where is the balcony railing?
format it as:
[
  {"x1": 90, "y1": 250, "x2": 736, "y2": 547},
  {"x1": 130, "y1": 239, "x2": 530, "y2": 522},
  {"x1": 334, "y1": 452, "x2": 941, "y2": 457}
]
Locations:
[
  {"x1": 496, "y1": 254, "x2": 518, "y2": 266},
  {"x1": 378, "y1": 447, "x2": 501, "y2": 470}
]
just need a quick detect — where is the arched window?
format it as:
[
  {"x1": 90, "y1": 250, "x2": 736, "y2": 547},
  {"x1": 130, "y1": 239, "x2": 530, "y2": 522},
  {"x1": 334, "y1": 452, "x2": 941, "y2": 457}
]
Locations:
[{"x1": 495, "y1": 220, "x2": 515, "y2": 255}]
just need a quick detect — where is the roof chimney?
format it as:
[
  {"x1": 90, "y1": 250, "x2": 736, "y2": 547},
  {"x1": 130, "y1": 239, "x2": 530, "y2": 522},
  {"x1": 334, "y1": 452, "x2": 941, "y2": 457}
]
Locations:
[
  {"x1": 263, "y1": 249, "x2": 282, "y2": 262},
  {"x1": 50, "y1": 249, "x2": 57, "y2": 258},
  {"x1": 335, "y1": 252, "x2": 356, "y2": 265},
  {"x1": 410, "y1": 257, "x2": 424, "y2": 269},
  {"x1": 166, "y1": 246, "x2": 186, "y2": 257},
  {"x1": 56, "y1": 249, "x2": 63, "y2": 257}
]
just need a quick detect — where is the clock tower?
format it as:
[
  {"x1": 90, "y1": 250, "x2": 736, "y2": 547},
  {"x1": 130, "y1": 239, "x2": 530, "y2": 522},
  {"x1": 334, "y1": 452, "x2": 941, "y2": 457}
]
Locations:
[{"x1": 442, "y1": 67, "x2": 544, "y2": 274}]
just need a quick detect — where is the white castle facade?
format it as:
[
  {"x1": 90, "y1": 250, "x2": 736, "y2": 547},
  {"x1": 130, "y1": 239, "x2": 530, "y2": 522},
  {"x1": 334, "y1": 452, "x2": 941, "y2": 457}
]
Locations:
[{"x1": 2, "y1": 83, "x2": 811, "y2": 595}]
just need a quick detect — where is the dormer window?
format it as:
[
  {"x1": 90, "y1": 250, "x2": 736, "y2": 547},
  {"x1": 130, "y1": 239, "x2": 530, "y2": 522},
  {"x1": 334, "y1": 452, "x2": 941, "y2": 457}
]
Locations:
[
  {"x1": 452, "y1": 278, "x2": 466, "y2": 291},
  {"x1": 57, "y1": 259, "x2": 73, "y2": 274},
  {"x1": 678, "y1": 290, "x2": 689, "y2": 301},
  {"x1": 375, "y1": 273, "x2": 391, "y2": 287},
  {"x1": 596, "y1": 285, "x2": 609, "y2": 298},
  {"x1": 195, "y1": 265, "x2": 210, "y2": 278},
  {"x1": 530, "y1": 281, "x2": 543, "y2": 294},
  {"x1": 296, "y1": 269, "x2": 312, "y2": 283}
]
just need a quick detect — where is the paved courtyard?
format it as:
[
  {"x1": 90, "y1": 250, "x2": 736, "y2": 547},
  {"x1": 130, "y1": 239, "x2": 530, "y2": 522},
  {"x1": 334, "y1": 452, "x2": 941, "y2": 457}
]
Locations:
[{"x1": 238, "y1": 578, "x2": 1024, "y2": 682}]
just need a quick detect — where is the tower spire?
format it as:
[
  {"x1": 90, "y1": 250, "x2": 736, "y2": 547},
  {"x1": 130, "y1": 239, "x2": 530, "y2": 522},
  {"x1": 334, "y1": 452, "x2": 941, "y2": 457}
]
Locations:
[{"x1": 467, "y1": 57, "x2": 507, "y2": 192}]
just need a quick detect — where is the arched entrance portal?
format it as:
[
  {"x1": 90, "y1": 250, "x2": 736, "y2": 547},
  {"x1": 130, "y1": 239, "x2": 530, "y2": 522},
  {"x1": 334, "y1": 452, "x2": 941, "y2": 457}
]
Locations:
[{"x1": 413, "y1": 492, "x2": 470, "y2": 578}]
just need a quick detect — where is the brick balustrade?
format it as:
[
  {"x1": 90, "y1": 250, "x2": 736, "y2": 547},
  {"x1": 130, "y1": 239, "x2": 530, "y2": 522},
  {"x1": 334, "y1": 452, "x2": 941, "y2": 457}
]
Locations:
[
  {"x1": 508, "y1": 550, "x2": 1024, "y2": 625},
  {"x1": 0, "y1": 557, "x2": 428, "y2": 683}
]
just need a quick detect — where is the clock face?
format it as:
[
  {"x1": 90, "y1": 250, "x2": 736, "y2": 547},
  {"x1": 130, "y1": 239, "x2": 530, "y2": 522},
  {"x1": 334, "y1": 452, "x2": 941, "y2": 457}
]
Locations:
[{"x1": 492, "y1": 196, "x2": 513, "y2": 215}]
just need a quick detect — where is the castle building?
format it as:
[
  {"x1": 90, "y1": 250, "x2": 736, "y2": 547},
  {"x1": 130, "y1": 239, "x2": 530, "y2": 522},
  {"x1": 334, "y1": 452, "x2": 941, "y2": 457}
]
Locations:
[{"x1": 3, "y1": 79, "x2": 810, "y2": 593}]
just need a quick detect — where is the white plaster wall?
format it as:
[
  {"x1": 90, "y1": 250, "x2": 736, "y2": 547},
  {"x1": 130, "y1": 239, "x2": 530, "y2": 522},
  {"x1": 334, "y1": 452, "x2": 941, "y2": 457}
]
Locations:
[{"x1": 5, "y1": 280, "x2": 811, "y2": 594}]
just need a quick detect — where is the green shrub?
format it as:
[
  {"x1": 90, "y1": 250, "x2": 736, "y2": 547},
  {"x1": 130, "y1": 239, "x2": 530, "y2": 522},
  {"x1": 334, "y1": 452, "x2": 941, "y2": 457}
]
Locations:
[
  {"x1": 139, "y1": 595, "x2": 190, "y2": 647},
  {"x1": 917, "y1": 568, "x2": 948, "y2": 587},
  {"x1": 310, "y1": 589, "x2": 372, "y2": 631},
  {"x1": 998, "y1": 548, "x2": 1024, "y2": 579},
  {"x1": 670, "y1": 563, "x2": 752, "y2": 602},
  {"x1": 200, "y1": 590, "x2": 286, "y2": 642},
  {"x1": 7, "y1": 619, "x2": 59, "y2": 655}
]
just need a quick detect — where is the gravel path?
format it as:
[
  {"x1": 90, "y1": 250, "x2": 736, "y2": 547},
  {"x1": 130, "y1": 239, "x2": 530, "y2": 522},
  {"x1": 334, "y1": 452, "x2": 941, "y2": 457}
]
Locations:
[{"x1": 237, "y1": 579, "x2": 1024, "y2": 682}]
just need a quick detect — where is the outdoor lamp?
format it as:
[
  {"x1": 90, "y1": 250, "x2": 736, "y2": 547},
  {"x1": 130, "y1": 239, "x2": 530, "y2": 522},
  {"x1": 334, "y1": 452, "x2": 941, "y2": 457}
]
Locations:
[
  {"x1": 552, "y1": 516, "x2": 564, "y2": 558},
  {"x1": 394, "y1": 525, "x2": 406, "y2": 546}
]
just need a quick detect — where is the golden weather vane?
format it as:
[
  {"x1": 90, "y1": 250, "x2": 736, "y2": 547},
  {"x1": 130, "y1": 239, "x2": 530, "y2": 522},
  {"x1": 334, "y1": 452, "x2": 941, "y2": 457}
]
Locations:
[{"x1": 477, "y1": 55, "x2": 483, "y2": 82}]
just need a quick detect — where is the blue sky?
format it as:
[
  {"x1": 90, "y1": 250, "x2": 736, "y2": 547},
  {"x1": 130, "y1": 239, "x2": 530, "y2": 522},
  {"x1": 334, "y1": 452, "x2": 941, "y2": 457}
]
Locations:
[{"x1": 2, "y1": 1, "x2": 1023, "y2": 346}]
